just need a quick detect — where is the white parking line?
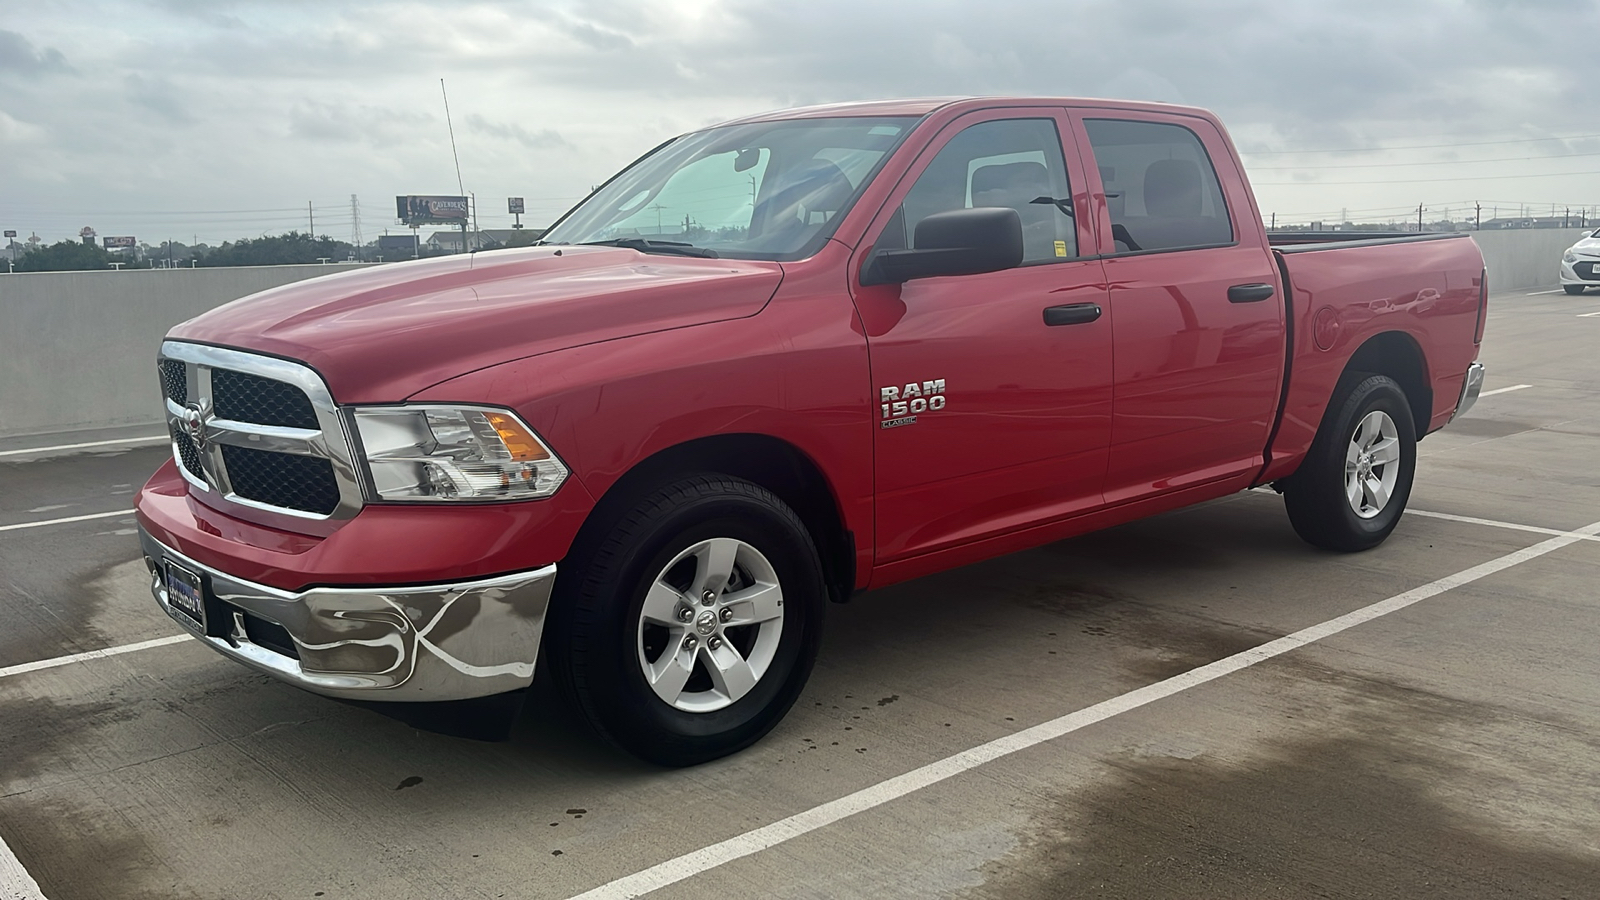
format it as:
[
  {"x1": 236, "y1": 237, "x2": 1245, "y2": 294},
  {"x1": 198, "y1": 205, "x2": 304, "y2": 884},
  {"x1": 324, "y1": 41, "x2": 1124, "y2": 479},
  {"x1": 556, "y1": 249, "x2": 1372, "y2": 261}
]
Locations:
[
  {"x1": 0, "y1": 635, "x2": 190, "y2": 681},
  {"x1": 1526, "y1": 289, "x2": 1564, "y2": 295},
  {"x1": 1477, "y1": 384, "x2": 1533, "y2": 397},
  {"x1": 1407, "y1": 508, "x2": 1600, "y2": 543},
  {"x1": 0, "y1": 509, "x2": 137, "y2": 533},
  {"x1": 0, "y1": 838, "x2": 46, "y2": 900},
  {"x1": 0, "y1": 435, "x2": 167, "y2": 458},
  {"x1": 1578, "y1": 311, "x2": 1600, "y2": 318},
  {"x1": 565, "y1": 517, "x2": 1600, "y2": 900}
]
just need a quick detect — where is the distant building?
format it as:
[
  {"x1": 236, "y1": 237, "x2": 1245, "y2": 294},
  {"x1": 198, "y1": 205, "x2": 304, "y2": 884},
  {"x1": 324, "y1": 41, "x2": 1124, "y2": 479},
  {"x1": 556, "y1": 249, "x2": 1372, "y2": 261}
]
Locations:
[
  {"x1": 376, "y1": 234, "x2": 422, "y2": 258},
  {"x1": 424, "y1": 228, "x2": 546, "y2": 253},
  {"x1": 1480, "y1": 216, "x2": 1592, "y2": 230}
]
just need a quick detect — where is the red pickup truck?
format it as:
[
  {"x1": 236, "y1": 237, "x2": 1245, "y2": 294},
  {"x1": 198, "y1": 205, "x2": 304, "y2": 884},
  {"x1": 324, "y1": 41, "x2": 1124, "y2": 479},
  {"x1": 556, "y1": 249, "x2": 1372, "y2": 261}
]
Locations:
[{"x1": 137, "y1": 97, "x2": 1486, "y2": 765}]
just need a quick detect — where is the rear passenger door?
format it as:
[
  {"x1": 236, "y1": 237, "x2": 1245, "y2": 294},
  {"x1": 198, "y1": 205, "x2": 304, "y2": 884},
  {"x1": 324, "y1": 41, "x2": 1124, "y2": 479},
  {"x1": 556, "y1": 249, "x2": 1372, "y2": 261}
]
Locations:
[{"x1": 1071, "y1": 111, "x2": 1284, "y2": 503}]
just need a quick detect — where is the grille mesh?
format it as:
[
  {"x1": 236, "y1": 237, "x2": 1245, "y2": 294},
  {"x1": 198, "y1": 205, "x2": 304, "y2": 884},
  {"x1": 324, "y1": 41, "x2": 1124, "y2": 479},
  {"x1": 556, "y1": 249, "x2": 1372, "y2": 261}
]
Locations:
[
  {"x1": 221, "y1": 445, "x2": 340, "y2": 515},
  {"x1": 160, "y1": 359, "x2": 188, "y2": 405},
  {"x1": 212, "y1": 370, "x2": 318, "y2": 429},
  {"x1": 171, "y1": 425, "x2": 205, "y2": 479}
]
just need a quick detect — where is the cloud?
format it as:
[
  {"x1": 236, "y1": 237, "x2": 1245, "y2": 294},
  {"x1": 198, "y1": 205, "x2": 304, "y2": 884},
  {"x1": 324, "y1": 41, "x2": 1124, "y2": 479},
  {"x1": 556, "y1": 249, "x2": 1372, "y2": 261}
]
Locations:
[
  {"x1": 4, "y1": 0, "x2": 1600, "y2": 241},
  {"x1": 124, "y1": 73, "x2": 197, "y2": 125},
  {"x1": 464, "y1": 113, "x2": 569, "y2": 149},
  {"x1": 0, "y1": 29, "x2": 71, "y2": 74},
  {"x1": 0, "y1": 108, "x2": 45, "y2": 144},
  {"x1": 289, "y1": 101, "x2": 434, "y2": 145}
]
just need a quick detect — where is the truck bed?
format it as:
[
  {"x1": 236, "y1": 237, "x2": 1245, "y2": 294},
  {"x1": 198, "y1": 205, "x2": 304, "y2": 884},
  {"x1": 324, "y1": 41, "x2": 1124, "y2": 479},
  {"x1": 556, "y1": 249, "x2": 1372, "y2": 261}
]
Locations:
[{"x1": 1259, "y1": 230, "x2": 1484, "y2": 484}]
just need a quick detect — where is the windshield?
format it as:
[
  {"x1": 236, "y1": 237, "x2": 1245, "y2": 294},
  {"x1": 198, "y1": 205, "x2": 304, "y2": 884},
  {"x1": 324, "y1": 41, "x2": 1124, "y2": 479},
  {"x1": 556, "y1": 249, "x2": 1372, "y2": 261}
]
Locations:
[{"x1": 541, "y1": 116, "x2": 918, "y2": 260}]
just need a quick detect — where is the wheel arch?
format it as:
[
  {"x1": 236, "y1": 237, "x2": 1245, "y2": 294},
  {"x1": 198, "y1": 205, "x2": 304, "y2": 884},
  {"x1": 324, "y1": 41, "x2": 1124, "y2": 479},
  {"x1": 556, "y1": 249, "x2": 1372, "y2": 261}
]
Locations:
[
  {"x1": 569, "y1": 433, "x2": 856, "y2": 605},
  {"x1": 1341, "y1": 330, "x2": 1431, "y2": 433}
]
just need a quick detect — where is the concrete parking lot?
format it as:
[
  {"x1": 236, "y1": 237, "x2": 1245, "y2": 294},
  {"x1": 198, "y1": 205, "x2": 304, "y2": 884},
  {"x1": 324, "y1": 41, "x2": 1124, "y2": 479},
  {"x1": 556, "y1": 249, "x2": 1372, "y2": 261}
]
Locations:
[{"x1": 3, "y1": 286, "x2": 1598, "y2": 899}]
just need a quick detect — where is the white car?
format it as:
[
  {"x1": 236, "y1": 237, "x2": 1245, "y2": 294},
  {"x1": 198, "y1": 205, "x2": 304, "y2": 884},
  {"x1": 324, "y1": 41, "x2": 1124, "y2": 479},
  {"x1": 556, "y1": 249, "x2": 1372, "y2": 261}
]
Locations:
[{"x1": 1560, "y1": 228, "x2": 1600, "y2": 295}]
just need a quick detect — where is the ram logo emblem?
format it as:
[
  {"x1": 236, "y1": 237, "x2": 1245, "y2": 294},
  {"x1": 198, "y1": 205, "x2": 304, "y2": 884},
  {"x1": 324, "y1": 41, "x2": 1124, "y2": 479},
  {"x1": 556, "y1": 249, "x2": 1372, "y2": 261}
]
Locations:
[{"x1": 879, "y1": 379, "x2": 946, "y2": 428}]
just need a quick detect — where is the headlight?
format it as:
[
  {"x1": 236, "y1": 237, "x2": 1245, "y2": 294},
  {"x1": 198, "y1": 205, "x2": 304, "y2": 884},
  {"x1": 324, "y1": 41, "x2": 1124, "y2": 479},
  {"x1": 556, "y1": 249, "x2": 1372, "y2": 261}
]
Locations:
[
  {"x1": 353, "y1": 406, "x2": 568, "y2": 501},
  {"x1": 1564, "y1": 251, "x2": 1578, "y2": 264}
]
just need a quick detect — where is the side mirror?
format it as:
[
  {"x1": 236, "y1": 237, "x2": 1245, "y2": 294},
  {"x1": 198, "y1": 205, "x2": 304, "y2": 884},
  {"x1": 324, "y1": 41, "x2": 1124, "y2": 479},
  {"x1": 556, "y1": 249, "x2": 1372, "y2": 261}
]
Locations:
[{"x1": 861, "y1": 207, "x2": 1024, "y2": 286}]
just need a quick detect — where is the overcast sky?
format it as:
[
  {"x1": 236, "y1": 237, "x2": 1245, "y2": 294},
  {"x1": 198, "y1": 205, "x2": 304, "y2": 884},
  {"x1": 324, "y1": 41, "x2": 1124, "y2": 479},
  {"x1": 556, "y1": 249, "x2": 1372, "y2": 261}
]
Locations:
[{"x1": 4, "y1": 0, "x2": 1599, "y2": 246}]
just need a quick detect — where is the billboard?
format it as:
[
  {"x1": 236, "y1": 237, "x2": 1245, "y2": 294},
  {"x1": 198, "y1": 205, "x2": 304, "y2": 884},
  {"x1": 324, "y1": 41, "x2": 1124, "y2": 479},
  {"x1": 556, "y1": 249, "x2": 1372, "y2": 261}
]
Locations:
[
  {"x1": 103, "y1": 236, "x2": 136, "y2": 248},
  {"x1": 396, "y1": 195, "x2": 469, "y2": 225},
  {"x1": 508, "y1": 197, "x2": 525, "y2": 214},
  {"x1": 3, "y1": 230, "x2": 15, "y2": 239}
]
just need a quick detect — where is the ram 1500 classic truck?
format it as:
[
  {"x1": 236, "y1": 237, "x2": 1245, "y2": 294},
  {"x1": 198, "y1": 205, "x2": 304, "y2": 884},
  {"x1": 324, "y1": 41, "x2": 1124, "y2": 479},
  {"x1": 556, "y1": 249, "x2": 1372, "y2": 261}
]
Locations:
[{"x1": 136, "y1": 98, "x2": 1487, "y2": 765}]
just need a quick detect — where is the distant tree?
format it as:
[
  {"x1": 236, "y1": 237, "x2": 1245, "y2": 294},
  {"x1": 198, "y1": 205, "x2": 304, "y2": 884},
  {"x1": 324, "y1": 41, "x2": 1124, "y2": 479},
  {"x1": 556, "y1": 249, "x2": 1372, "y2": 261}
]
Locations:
[
  {"x1": 197, "y1": 231, "x2": 355, "y2": 267},
  {"x1": 15, "y1": 240, "x2": 116, "y2": 272},
  {"x1": 502, "y1": 229, "x2": 542, "y2": 248}
]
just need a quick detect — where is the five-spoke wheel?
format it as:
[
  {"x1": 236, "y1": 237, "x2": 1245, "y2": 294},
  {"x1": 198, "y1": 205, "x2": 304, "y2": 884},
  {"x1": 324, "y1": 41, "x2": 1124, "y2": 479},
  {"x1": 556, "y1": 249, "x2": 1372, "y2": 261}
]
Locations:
[
  {"x1": 1344, "y1": 410, "x2": 1401, "y2": 519},
  {"x1": 637, "y1": 537, "x2": 785, "y2": 713}
]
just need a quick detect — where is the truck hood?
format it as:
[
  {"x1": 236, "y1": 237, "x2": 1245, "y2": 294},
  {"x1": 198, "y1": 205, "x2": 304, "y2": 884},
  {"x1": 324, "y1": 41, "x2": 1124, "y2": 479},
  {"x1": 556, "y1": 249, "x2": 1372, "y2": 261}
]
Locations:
[{"x1": 169, "y1": 246, "x2": 784, "y2": 403}]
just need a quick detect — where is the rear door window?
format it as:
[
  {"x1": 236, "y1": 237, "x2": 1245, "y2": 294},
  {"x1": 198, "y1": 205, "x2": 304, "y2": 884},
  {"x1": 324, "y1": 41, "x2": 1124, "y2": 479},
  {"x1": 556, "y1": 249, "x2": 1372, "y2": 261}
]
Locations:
[{"x1": 1083, "y1": 118, "x2": 1233, "y2": 253}]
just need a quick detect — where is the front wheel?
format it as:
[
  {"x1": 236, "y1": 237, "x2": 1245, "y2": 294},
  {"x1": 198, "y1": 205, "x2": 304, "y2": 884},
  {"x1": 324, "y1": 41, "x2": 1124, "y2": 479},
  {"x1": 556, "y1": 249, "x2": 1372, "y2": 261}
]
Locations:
[
  {"x1": 547, "y1": 475, "x2": 825, "y2": 766},
  {"x1": 1283, "y1": 373, "x2": 1417, "y2": 552},
  {"x1": 1564, "y1": 284, "x2": 1588, "y2": 296}
]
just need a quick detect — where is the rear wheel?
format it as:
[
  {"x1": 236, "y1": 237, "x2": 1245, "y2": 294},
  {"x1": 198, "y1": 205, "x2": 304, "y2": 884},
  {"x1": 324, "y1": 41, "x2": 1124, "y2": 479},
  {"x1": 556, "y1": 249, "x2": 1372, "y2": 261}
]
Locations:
[
  {"x1": 1564, "y1": 284, "x2": 1587, "y2": 295},
  {"x1": 1283, "y1": 373, "x2": 1417, "y2": 552},
  {"x1": 547, "y1": 475, "x2": 824, "y2": 766}
]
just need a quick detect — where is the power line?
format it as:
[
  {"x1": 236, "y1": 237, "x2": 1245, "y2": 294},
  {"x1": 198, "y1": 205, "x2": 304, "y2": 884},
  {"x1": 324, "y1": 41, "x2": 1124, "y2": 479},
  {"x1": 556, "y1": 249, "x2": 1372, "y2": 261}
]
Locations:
[
  {"x1": 1254, "y1": 169, "x2": 1600, "y2": 186},
  {"x1": 1243, "y1": 132, "x2": 1600, "y2": 155},
  {"x1": 1249, "y1": 150, "x2": 1600, "y2": 171}
]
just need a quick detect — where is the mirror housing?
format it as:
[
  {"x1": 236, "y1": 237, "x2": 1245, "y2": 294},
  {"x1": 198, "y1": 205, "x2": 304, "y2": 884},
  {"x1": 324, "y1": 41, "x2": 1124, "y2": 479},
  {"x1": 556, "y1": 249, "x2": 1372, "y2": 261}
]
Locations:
[{"x1": 861, "y1": 207, "x2": 1024, "y2": 286}]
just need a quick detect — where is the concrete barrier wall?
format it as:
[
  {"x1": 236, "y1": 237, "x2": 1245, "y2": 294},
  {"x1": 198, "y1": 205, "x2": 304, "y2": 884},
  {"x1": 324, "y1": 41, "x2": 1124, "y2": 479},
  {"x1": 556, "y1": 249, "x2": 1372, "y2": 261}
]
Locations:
[
  {"x1": 1469, "y1": 227, "x2": 1592, "y2": 294},
  {"x1": 0, "y1": 231, "x2": 1590, "y2": 439},
  {"x1": 0, "y1": 264, "x2": 366, "y2": 438}
]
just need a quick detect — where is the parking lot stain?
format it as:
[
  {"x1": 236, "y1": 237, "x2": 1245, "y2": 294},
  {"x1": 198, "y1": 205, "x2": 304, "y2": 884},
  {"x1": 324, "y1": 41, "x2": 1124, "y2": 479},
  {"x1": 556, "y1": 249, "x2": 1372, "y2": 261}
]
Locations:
[
  {"x1": 394, "y1": 775, "x2": 423, "y2": 790},
  {"x1": 962, "y1": 668, "x2": 1600, "y2": 899},
  {"x1": 0, "y1": 696, "x2": 199, "y2": 899}
]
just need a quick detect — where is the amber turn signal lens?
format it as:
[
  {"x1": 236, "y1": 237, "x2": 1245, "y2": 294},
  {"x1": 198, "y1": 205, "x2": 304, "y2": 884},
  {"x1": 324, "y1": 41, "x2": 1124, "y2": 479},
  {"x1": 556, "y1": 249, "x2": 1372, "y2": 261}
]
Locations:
[{"x1": 485, "y1": 413, "x2": 551, "y2": 461}]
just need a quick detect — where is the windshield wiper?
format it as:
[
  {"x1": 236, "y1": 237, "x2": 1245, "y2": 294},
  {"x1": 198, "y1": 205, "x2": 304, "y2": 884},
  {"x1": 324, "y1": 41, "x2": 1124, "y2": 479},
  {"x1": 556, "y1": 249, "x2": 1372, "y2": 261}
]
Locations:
[{"x1": 578, "y1": 238, "x2": 720, "y2": 258}]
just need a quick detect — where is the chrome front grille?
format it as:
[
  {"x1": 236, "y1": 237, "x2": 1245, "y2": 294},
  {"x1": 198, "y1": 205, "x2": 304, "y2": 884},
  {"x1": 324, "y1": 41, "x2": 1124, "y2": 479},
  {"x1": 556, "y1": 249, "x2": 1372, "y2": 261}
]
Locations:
[{"x1": 158, "y1": 341, "x2": 364, "y2": 527}]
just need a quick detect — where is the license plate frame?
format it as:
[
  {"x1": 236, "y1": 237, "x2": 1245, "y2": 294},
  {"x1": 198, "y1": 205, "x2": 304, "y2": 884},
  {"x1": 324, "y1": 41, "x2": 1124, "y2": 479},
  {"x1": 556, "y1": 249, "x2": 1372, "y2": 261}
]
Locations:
[{"x1": 163, "y1": 561, "x2": 207, "y2": 632}]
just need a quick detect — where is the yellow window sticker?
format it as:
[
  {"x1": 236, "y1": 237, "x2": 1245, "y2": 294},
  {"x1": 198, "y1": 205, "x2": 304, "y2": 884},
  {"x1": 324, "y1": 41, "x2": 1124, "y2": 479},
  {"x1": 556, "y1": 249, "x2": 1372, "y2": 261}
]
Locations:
[{"x1": 1053, "y1": 240, "x2": 1068, "y2": 257}]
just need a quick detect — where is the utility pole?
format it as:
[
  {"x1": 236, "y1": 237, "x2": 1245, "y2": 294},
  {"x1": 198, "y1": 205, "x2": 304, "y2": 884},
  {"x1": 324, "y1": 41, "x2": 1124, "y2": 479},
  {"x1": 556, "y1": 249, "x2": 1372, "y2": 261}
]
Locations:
[
  {"x1": 649, "y1": 203, "x2": 667, "y2": 234},
  {"x1": 350, "y1": 195, "x2": 363, "y2": 259},
  {"x1": 1417, "y1": 203, "x2": 1424, "y2": 233},
  {"x1": 1270, "y1": 212, "x2": 1276, "y2": 230},
  {"x1": 1475, "y1": 202, "x2": 1481, "y2": 231},
  {"x1": 308, "y1": 201, "x2": 315, "y2": 239},
  {"x1": 1564, "y1": 207, "x2": 1570, "y2": 228}
]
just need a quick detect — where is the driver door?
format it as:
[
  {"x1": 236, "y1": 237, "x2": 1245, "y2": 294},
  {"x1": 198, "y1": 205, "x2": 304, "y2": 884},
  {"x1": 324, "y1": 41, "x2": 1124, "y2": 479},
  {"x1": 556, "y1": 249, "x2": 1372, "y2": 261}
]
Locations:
[{"x1": 851, "y1": 110, "x2": 1114, "y2": 564}]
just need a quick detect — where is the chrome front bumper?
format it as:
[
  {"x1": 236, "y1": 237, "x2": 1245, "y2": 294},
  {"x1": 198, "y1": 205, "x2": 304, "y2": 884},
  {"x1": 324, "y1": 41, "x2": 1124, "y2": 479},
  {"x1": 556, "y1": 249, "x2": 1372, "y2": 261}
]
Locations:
[
  {"x1": 1452, "y1": 361, "x2": 1485, "y2": 422},
  {"x1": 140, "y1": 528, "x2": 556, "y2": 702}
]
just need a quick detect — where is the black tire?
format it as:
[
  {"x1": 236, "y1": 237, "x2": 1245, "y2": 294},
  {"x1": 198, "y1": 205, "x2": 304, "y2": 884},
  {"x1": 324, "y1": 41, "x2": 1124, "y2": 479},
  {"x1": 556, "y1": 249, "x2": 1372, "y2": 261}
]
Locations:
[
  {"x1": 1283, "y1": 373, "x2": 1417, "y2": 552},
  {"x1": 546, "y1": 475, "x2": 825, "y2": 766},
  {"x1": 1564, "y1": 284, "x2": 1587, "y2": 296}
]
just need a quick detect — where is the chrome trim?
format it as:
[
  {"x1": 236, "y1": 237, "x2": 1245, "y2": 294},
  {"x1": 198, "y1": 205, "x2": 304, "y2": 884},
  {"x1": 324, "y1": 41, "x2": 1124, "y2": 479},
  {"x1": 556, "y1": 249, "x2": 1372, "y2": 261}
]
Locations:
[
  {"x1": 159, "y1": 341, "x2": 365, "y2": 534},
  {"x1": 1451, "y1": 361, "x2": 1485, "y2": 422},
  {"x1": 140, "y1": 528, "x2": 556, "y2": 702}
]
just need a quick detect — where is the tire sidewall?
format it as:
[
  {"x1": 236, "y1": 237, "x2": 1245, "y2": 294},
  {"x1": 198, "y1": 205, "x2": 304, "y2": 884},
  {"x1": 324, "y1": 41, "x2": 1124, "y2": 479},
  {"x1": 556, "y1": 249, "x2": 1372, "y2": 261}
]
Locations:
[{"x1": 576, "y1": 484, "x2": 824, "y2": 761}]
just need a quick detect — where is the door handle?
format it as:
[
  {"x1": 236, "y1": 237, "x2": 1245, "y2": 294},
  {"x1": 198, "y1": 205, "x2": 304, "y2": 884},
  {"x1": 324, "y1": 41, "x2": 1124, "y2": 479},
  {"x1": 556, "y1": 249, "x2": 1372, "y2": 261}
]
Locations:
[
  {"x1": 1228, "y1": 283, "x2": 1275, "y2": 303},
  {"x1": 1043, "y1": 303, "x2": 1103, "y2": 326}
]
